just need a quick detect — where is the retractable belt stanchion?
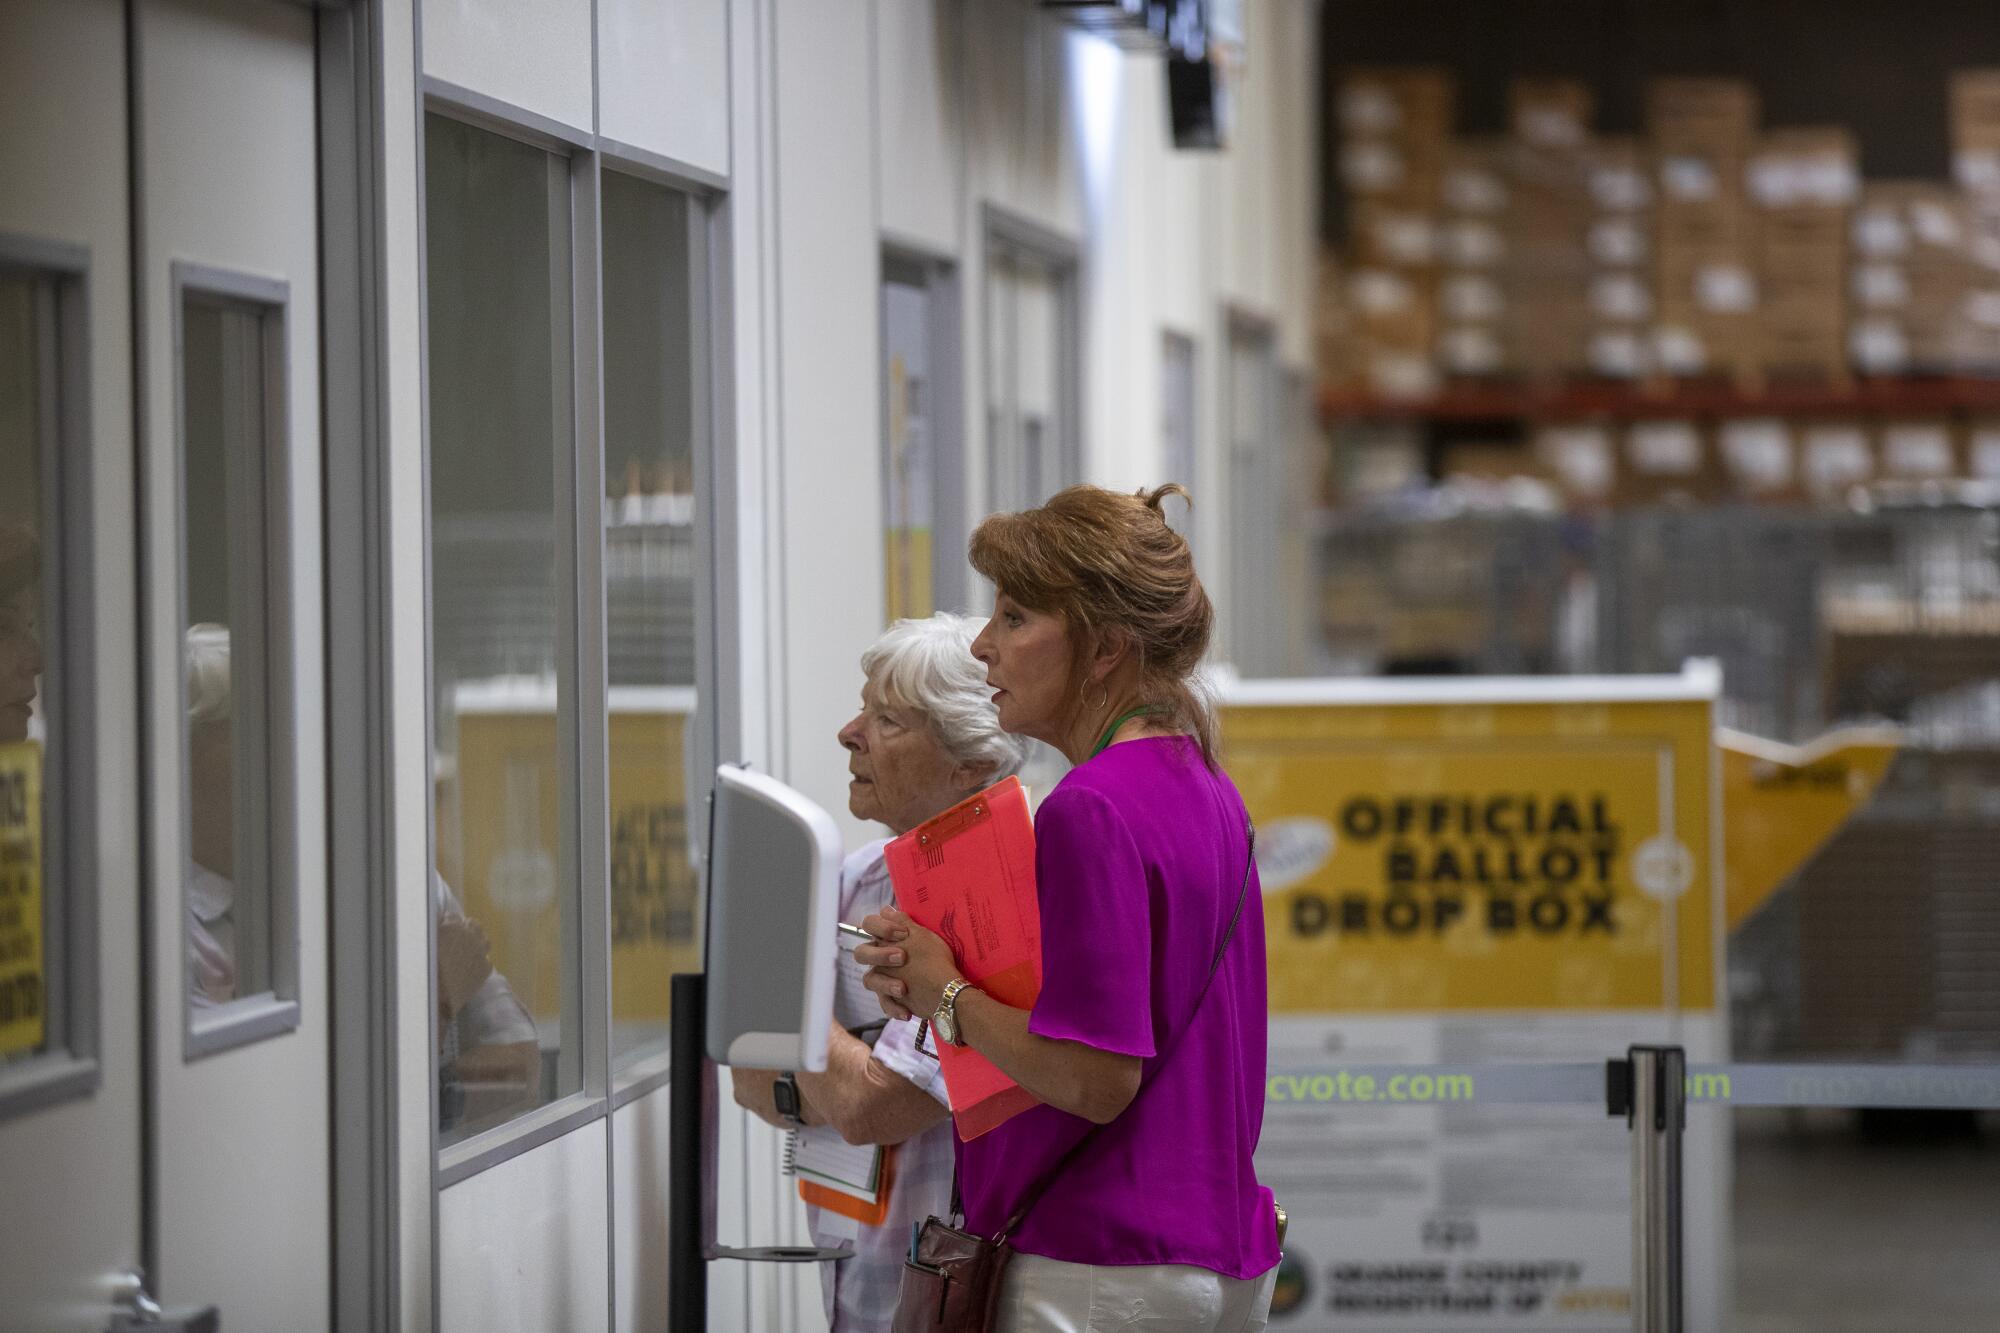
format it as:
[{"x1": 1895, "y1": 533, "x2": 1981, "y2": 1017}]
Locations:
[
  {"x1": 1608, "y1": 1045, "x2": 1686, "y2": 1333},
  {"x1": 667, "y1": 972, "x2": 711, "y2": 1332}
]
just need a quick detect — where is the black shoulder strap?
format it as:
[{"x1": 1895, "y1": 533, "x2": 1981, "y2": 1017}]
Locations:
[{"x1": 986, "y1": 820, "x2": 1256, "y2": 1242}]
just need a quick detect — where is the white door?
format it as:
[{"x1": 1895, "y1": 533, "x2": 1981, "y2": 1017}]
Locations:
[
  {"x1": 0, "y1": 0, "x2": 147, "y2": 1325},
  {"x1": 135, "y1": 0, "x2": 331, "y2": 1325},
  {"x1": 0, "y1": 1, "x2": 332, "y2": 1327}
]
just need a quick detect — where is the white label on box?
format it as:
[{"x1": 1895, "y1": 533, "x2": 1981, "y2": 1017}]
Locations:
[
  {"x1": 1591, "y1": 166, "x2": 1652, "y2": 212},
  {"x1": 1371, "y1": 212, "x2": 1438, "y2": 265},
  {"x1": 1803, "y1": 425, "x2": 1873, "y2": 496},
  {"x1": 1367, "y1": 351, "x2": 1441, "y2": 400},
  {"x1": 1442, "y1": 274, "x2": 1505, "y2": 322},
  {"x1": 1696, "y1": 265, "x2": 1758, "y2": 313},
  {"x1": 1539, "y1": 426, "x2": 1615, "y2": 497},
  {"x1": 1852, "y1": 263, "x2": 1911, "y2": 309},
  {"x1": 1954, "y1": 148, "x2": 2000, "y2": 196},
  {"x1": 1444, "y1": 166, "x2": 1508, "y2": 215},
  {"x1": 1750, "y1": 157, "x2": 1859, "y2": 208},
  {"x1": 1910, "y1": 201, "x2": 1964, "y2": 248},
  {"x1": 1439, "y1": 326, "x2": 1505, "y2": 374},
  {"x1": 1883, "y1": 424, "x2": 1954, "y2": 477},
  {"x1": 1589, "y1": 218, "x2": 1648, "y2": 266},
  {"x1": 1849, "y1": 319, "x2": 1910, "y2": 373},
  {"x1": 1972, "y1": 234, "x2": 2000, "y2": 273},
  {"x1": 1339, "y1": 85, "x2": 1401, "y2": 135},
  {"x1": 1628, "y1": 420, "x2": 1703, "y2": 475},
  {"x1": 1590, "y1": 272, "x2": 1652, "y2": 322},
  {"x1": 1653, "y1": 325, "x2": 1708, "y2": 374},
  {"x1": 1660, "y1": 155, "x2": 1720, "y2": 202},
  {"x1": 1443, "y1": 220, "x2": 1506, "y2": 268},
  {"x1": 1519, "y1": 106, "x2": 1586, "y2": 149},
  {"x1": 1341, "y1": 141, "x2": 1407, "y2": 193},
  {"x1": 1349, "y1": 269, "x2": 1416, "y2": 316},
  {"x1": 1852, "y1": 207, "x2": 1911, "y2": 257},
  {"x1": 1965, "y1": 289, "x2": 2000, "y2": 330},
  {"x1": 1588, "y1": 329, "x2": 1649, "y2": 378},
  {"x1": 1721, "y1": 418, "x2": 1794, "y2": 490},
  {"x1": 1970, "y1": 428, "x2": 2000, "y2": 480}
]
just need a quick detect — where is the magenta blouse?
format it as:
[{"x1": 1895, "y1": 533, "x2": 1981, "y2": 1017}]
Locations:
[{"x1": 954, "y1": 735, "x2": 1280, "y2": 1279}]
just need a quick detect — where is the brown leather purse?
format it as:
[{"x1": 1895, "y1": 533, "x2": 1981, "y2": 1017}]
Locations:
[{"x1": 890, "y1": 825, "x2": 1256, "y2": 1333}]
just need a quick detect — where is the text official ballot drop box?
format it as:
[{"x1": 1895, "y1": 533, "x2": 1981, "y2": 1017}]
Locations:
[{"x1": 1220, "y1": 664, "x2": 1727, "y2": 1332}]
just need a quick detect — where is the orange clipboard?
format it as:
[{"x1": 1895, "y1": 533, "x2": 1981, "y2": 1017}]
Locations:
[
  {"x1": 884, "y1": 777, "x2": 1043, "y2": 1140},
  {"x1": 798, "y1": 1143, "x2": 896, "y2": 1226}
]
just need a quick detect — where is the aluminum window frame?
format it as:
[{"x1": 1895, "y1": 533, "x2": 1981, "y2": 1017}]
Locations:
[
  {"x1": 0, "y1": 235, "x2": 102, "y2": 1118},
  {"x1": 169, "y1": 260, "x2": 303, "y2": 1062},
  {"x1": 981, "y1": 205, "x2": 1083, "y2": 518},
  {"x1": 880, "y1": 245, "x2": 966, "y2": 619},
  {"x1": 1221, "y1": 305, "x2": 1282, "y2": 677},
  {"x1": 419, "y1": 89, "x2": 732, "y2": 1177}
]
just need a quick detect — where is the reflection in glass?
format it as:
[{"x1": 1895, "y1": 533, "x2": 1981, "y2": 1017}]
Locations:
[
  {"x1": 179, "y1": 292, "x2": 282, "y2": 1012},
  {"x1": 884, "y1": 263, "x2": 935, "y2": 621},
  {"x1": 426, "y1": 113, "x2": 574, "y2": 1141},
  {"x1": 601, "y1": 171, "x2": 703, "y2": 1070},
  {"x1": 0, "y1": 270, "x2": 51, "y2": 1065}
]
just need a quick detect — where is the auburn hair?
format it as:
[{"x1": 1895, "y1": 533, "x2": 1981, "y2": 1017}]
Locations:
[{"x1": 969, "y1": 483, "x2": 1217, "y2": 766}]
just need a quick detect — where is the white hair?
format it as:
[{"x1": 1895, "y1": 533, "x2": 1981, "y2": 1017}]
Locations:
[
  {"x1": 186, "y1": 623, "x2": 231, "y2": 728},
  {"x1": 860, "y1": 613, "x2": 1026, "y2": 783}
]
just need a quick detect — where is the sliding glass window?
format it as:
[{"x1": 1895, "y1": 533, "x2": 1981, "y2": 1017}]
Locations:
[
  {"x1": 600, "y1": 169, "x2": 707, "y2": 1077},
  {"x1": 425, "y1": 114, "x2": 578, "y2": 1147}
]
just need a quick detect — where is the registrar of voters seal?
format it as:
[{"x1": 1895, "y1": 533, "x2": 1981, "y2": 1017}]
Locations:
[
  {"x1": 1255, "y1": 817, "x2": 1336, "y2": 895},
  {"x1": 1632, "y1": 835, "x2": 1695, "y2": 900}
]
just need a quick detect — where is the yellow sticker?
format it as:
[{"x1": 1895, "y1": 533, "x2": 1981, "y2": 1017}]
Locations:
[
  {"x1": 0, "y1": 741, "x2": 45, "y2": 1057},
  {"x1": 1222, "y1": 695, "x2": 1717, "y2": 1013}
]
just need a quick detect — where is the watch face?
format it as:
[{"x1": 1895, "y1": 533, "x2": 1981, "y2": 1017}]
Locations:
[
  {"x1": 773, "y1": 1077, "x2": 800, "y2": 1118},
  {"x1": 932, "y1": 1010, "x2": 956, "y2": 1046}
]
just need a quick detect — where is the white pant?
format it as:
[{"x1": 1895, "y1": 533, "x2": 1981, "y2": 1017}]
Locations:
[{"x1": 994, "y1": 1253, "x2": 1277, "y2": 1333}]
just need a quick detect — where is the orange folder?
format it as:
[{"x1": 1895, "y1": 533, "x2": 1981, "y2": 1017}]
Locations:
[{"x1": 885, "y1": 777, "x2": 1043, "y2": 1140}]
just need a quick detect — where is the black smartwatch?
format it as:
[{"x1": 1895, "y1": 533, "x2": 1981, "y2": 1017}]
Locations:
[{"x1": 772, "y1": 1072, "x2": 806, "y2": 1127}]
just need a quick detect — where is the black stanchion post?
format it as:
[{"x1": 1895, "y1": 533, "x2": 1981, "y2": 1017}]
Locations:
[{"x1": 668, "y1": 972, "x2": 710, "y2": 1331}]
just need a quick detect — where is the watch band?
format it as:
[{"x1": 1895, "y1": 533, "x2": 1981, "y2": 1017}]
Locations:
[
  {"x1": 936, "y1": 977, "x2": 974, "y2": 1046},
  {"x1": 772, "y1": 1072, "x2": 806, "y2": 1127}
]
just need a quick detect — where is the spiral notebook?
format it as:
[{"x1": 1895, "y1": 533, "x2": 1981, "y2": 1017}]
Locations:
[{"x1": 785, "y1": 1124, "x2": 893, "y2": 1224}]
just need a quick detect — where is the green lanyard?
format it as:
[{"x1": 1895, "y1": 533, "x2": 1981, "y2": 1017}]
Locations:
[{"x1": 1089, "y1": 706, "x2": 1162, "y2": 759}]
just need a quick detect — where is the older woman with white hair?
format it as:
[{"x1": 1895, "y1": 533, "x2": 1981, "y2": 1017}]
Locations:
[{"x1": 733, "y1": 611, "x2": 1027, "y2": 1333}]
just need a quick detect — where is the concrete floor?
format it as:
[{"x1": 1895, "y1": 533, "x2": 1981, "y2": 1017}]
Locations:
[{"x1": 1731, "y1": 1110, "x2": 2000, "y2": 1333}]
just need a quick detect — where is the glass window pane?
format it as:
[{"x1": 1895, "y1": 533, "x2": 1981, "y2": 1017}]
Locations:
[
  {"x1": 883, "y1": 266, "x2": 935, "y2": 621},
  {"x1": 0, "y1": 269, "x2": 55, "y2": 1068},
  {"x1": 1161, "y1": 331, "x2": 1197, "y2": 539},
  {"x1": 178, "y1": 288, "x2": 292, "y2": 1049},
  {"x1": 601, "y1": 171, "x2": 704, "y2": 1071},
  {"x1": 425, "y1": 114, "x2": 576, "y2": 1142}
]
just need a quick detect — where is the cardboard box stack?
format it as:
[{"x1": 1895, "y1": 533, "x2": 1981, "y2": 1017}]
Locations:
[
  {"x1": 1750, "y1": 129, "x2": 1858, "y2": 380},
  {"x1": 1436, "y1": 138, "x2": 1511, "y2": 378},
  {"x1": 1648, "y1": 79, "x2": 1762, "y2": 379},
  {"x1": 1948, "y1": 70, "x2": 2000, "y2": 373},
  {"x1": 1848, "y1": 182, "x2": 1976, "y2": 374},
  {"x1": 1337, "y1": 68, "x2": 1454, "y2": 396},
  {"x1": 1506, "y1": 79, "x2": 1597, "y2": 382},
  {"x1": 1583, "y1": 137, "x2": 1656, "y2": 379}
]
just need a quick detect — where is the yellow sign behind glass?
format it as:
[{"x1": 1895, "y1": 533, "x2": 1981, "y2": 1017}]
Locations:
[
  {"x1": 0, "y1": 741, "x2": 45, "y2": 1057},
  {"x1": 1222, "y1": 691, "x2": 1717, "y2": 1013}
]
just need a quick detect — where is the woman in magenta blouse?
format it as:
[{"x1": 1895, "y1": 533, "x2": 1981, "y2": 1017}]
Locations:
[{"x1": 858, "y1": 484, "x2": 1279, "y2": 1332}]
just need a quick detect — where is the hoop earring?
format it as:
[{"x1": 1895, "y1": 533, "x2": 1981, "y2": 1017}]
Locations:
[{"x1": 1081, "y1": 680, "x2": 1109, "y2": 713}]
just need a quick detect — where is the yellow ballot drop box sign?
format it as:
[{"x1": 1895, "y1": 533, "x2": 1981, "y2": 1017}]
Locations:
[
  {"x1": 1222, "y1": 683, "x2": 1720, "y2": 1014},
  {"x1": 0, "y1": 741, "x2": 45, "y2": 1057}
]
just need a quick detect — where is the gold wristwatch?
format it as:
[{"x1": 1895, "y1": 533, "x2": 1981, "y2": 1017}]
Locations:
[{"x1": 932, "y1": 978, "x2": 975, "y2": 1047}]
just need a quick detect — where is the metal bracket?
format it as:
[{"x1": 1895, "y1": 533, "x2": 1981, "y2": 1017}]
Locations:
[{"x1": 1609, "y1": 1046, "x2": 1686, "y2": 1333}]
